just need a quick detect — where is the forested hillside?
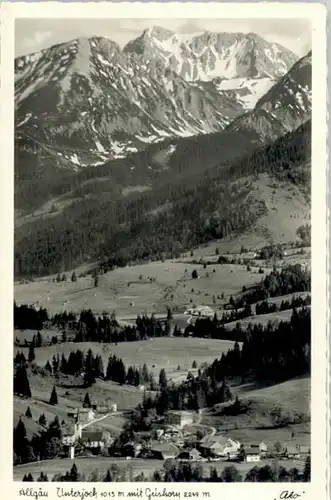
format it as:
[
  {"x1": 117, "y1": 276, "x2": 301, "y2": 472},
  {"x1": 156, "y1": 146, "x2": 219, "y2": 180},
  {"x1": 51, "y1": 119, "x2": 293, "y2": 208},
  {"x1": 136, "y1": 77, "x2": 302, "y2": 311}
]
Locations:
[{"x1": 15, "y1": 120, "x2": 310, "y2": 278}]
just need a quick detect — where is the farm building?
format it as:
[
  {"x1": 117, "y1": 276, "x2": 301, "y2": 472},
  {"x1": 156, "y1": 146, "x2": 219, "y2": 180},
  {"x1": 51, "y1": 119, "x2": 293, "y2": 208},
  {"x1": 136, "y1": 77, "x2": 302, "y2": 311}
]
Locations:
[
  {"x1": 90, "y1": 398, "x2": 117, "y2": 414},
  {"x1": 285, "y1": 445, "x2": 300, "y2": 458},
  {"x1": 165, "y1": 410, "x2": 195, "y2": 428},
  {"x1": 146, "y1": 442, "x2": 180, "y2": 460},
  {"x1": 185, "y1": 305, "x2": 214, "y2": 318},
  {"x1": 81, "y1": 430, "x2": 112, "y2": 450},
  {"x1": 177, "y1": 448, "x2": 202, "y2": 461},
  {"x1": 298, "y1": 445, "x2": 310, "y2": 455},
  {"x1": 245, "y1": 448, "x2": 261, "y2": 463},
  {"x1": 249, "y1": 442, "x2": 268, "y2": 453},
  {"x1": 285, "y1": 444, "x2": 310, "y2": 459},
  {"x1": 67, "y1": 408, "x2": 95, "y2": 424},
  {"x1": 199, "y1": 435, "x2": 241, "y2": 458}
]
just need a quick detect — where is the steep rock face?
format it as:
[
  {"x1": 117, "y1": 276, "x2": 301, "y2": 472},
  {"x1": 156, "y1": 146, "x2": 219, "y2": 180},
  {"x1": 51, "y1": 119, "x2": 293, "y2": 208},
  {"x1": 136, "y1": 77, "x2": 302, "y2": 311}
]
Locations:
[
  {"x1": 124, "y1": 28, "x2": 297, "y2": 81},
  {"x1": 227, "y1": 52, "x2": 312, "y2": 140},
  {"x1": 15, "y1": 29, "x2": 300, "y2": 170},
  {"x1": 15, "y1": 37, "x2": 243, "y2": 169}
]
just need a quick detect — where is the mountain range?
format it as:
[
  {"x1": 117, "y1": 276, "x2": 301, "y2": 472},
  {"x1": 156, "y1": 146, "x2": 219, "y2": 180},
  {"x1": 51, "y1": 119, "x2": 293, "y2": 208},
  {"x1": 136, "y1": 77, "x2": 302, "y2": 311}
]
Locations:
[
  {"x1": 15, "y1": 28, "x2": 308, "y2": 170},
  {"x1": 14, "y1": 27, "x2": 312, "y2": 278}
]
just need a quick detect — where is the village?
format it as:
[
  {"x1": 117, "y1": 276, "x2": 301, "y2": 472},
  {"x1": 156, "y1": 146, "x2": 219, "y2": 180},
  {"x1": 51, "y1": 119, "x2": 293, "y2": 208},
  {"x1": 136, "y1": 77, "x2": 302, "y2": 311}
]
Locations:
[
  {"x1": 13, "y1": 241, "x2": 311, "y2": 481},
  {"x1": 60, "y1": 400, "x2": 310, "y2": 468}
]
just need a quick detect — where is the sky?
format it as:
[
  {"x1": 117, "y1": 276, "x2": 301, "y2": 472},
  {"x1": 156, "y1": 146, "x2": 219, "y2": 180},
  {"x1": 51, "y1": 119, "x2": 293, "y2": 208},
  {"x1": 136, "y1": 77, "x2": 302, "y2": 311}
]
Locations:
[{"x1": 15, "y1": 18, "x2": 312, "y2": 58}]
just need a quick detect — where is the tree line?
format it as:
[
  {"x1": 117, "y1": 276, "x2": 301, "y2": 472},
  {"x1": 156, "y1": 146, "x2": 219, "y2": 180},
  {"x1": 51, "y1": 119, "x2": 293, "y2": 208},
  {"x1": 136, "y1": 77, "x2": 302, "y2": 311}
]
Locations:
[
  {"x1": 14, "y1": 343, "x2": 156, "y2": 401},
  {"x1": 229, "y1": 264, "x2": 311, "y2": 309},
  {"x1": 20, "y1": 455, "x2": 311, "y2": 482},
  {"x1": 14, "y1": 302, "x2": 49, "y2": 330}
]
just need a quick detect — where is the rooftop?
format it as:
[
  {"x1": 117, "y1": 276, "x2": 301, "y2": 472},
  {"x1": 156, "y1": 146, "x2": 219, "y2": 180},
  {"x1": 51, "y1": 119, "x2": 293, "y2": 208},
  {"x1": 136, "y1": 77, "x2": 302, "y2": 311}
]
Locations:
[
  {"x1": 82, "y1": 431, "x2": 104, "y2": 442},
  {"x1": 149, "y1": 441, "x2": 179, "y2": 455},
  {"x1": 200, "y1": 434, "x2": 230, "y2": 447},
  {"x1": 286, "y1": 445, "x2": 299, "y2": 454},
  {"x1": 245, "y1": 447, "x2": 261, "y2": 455}
]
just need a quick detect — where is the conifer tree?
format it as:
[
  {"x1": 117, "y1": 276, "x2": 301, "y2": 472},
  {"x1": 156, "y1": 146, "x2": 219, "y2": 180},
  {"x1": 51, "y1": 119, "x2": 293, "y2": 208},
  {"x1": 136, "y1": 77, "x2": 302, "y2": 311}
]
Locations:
[
  {"x1": 38, "y1": 414, "x2": 47, "y2": 427},
  {"x1": 94, "y1": 354, "x2": 104, "y2": 379},
  {"x1": 83, "y1": 392, "x2": 92, "y2": 408},
  {"x1": 14, "y1": 364, "x2": 31, "y2": 398},
  {"x1": 303, "y1": 454, "x2": 311, "y2": 482},
  {"x1": 52, "y1": 354, "x2": 59, "y2": 374},
  {"x1": 37, "y1": 331, "x2": 43, "y2": 347},
  {"x1": 104, "y1": 469, "x2": 112, "y2": 482},
  {"x1": 37, "y1": 472, "x2": 48, "y2": 482},
  {"x1": 70, "y1": 463, "x2": 78, "y2": 482},
  {"x1": 56, "y1": 273, "x2": 61, "y2": 283},
  {"x1": 28, "y1": 344, "x2": 35, "y2": 363},
  {"x1": 49, "y1": 386, "x2": 58, "y2": 406},
  {"x1": 142, "y1": 363, "x2": 149, "y2": 383},
  {"x1": 25, "y1": 407, "x2": 32, "y2": 418},
  {"x1": 44, "y1": 360, "x2": 52, "y2": 373},
  {"x1": 71, "y1": 271, "x2": 77, "y2": 282},
  {"x1": 14, "y1": 418, "x2": 28, "y2": 461},
  {"x1": 60, "y1": 353, "x2": 67, "y2": 374},
  {"x1": 48, "y1": 416, "x2": 62, "y2": 439},
  {"x1": 84, "y1": 349, "x2": 96, "y2": 387},
  {"x1": 159, "y1": 368, "x2": 168, "y2": 388}
]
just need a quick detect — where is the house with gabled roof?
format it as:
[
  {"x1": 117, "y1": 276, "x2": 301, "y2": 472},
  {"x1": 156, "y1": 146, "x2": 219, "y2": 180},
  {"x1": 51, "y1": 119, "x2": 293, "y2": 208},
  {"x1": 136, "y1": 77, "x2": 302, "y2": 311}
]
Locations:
[
  {"x1": 244, "y1": 447, "x2": 261, "y2": 463},
  {"x1": 177, "y1": 448, "x2": 202, "y2": 461},
  {"x1": 285, "y1": 444, "x2": 310, "y2": 458},
  {"x1": 199, "y1": 435, "x2": 240, "y2": 458},
  {"x1": 81, "y1": 430, "x2": 112, "y2": 450},
  {"x1": 146, "y1": 441, "x2": 180, "y2": 460}
]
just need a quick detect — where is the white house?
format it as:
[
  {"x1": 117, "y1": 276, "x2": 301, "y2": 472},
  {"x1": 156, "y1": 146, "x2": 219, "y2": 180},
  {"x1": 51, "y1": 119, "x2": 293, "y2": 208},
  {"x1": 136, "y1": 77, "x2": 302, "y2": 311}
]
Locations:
[
  {"x1": 91, "y1": 398, "x2": 117, "y2": 414},
  {"x1": 82, "y1": 431, "x2": 107, "y2": 449},
  {"x1": 245, "y1": 448, "x2": 261, "y2": 462},
  {"x1": 68, "y1": 408, "x2": 95, "y2": 424},
  {"x1": 186, "y1": 305, "x2": 214, "y2": 318}
]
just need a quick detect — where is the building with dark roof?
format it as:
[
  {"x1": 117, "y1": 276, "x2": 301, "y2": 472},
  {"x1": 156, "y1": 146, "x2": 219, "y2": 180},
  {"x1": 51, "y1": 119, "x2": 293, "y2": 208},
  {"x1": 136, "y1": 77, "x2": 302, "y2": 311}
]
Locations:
[
  {"x1": 244, "y1": 447, "x2": 261, "y2": 463},
  {"x1": 147, "y1": 441, "x2": 180, "y2": 460}
]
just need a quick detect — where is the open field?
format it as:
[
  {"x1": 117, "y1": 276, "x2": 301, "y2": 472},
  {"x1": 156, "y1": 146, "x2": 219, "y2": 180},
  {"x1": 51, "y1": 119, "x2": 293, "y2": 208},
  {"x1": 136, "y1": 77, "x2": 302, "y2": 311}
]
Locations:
[
  {"x1": 236, "y1": 376, "x2": 310, "y2": 412},
  {"x1": 202, "y1": 377, "x2": 310, "y2": 449},
  {"x1": 13, "y1": 455, "x2": 305, "y2": 481},
  {"x1": 17, "y1": 337, "x2": 237, "y2": 381},
  {"x1": 15, "y1": 260, "x2": 268, "y2": 318}
]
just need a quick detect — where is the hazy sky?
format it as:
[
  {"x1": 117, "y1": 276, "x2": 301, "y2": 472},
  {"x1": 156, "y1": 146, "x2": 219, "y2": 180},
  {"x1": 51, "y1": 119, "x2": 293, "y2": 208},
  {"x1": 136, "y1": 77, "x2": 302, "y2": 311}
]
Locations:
[{"x1": 15, "y1": 18, "x2": 312, "y2": 58}]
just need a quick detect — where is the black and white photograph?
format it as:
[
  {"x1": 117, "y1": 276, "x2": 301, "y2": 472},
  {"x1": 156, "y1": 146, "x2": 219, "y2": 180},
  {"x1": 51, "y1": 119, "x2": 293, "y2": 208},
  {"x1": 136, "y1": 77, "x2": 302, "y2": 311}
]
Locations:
[{"x1": 0, "y1": 2, "x2": 326, "y2": 491}]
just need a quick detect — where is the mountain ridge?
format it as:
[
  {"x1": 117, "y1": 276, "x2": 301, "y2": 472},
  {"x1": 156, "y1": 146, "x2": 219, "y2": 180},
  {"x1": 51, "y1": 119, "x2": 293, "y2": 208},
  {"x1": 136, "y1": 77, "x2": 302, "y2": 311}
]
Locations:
[{"x1": 15, "y1": 29, "x2": 300, "y2": 171}]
